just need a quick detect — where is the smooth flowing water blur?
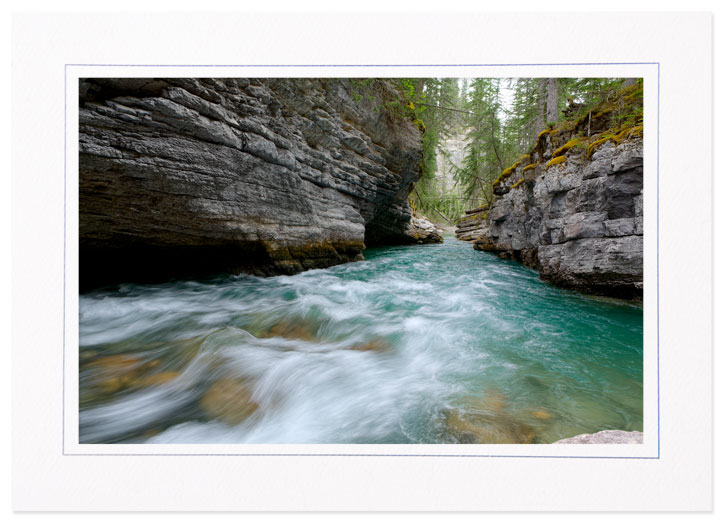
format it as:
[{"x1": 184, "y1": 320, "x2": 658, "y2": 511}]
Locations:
[{"x1": 79, "y1": 238, "x2": 643, "y2": 444}]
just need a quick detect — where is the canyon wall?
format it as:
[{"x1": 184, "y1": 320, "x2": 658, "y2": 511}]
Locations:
[
  {"x1": 456, "y1": 85, "x2": 644, "y2": 299},
  {"x1": 79, "y1": 78, "x2": 438, "y2": 289}
]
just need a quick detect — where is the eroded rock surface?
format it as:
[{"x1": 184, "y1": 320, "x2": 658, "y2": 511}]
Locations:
[
  {"x1": 457, "y1": 139, "x2": 643, "y2": 298},
  {"x1": 79, "y1": 78, "x2": 427, "y2": 289}
]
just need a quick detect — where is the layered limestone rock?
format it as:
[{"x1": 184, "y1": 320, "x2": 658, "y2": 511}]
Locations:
[
  {"x1": 79, "y1": 78, "x2": 428, "y2": 289},
  {"x1": 458, "y1": 139, "x2": 643, "y2": 298},
  {"x1": 465, "y1": 138, "x2": 643, "y2": 298},
  {"x1": 456, "y1": 88, "x2": 643, "y2": 298}
]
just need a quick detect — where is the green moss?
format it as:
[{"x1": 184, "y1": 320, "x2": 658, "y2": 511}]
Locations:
[
  {"x1": 500, "y1": 161, "x2": 521, "y2": 177},
  {"x1": 592, "y1": 104, "x2": 615, "y2": 120},
  {"x1": 621, "y1": 81, "x2": 643, "y2": 100},
  {"x1": 586, "y1": 124, "x2": 643, "y2": 158},
  {"x1": 521, "y1": 163, "x2": 537, "y2": 174},
  {"x1": 613, "y1": 124, "x2": 643, "y2": 143},
  {"x1": 493, "y1": 159, "x2": 525, "y2": 186},
  {"x1": 545, "y1": 155, "x2": 567, "y2": 169},
  {"x1": 510, "y1": 178, "x2": 526, "y2": 189},
  {"x1": 552, "y1": 137, "x2": 584, "y2": 158},
  {"x1": 586, "y1": 136, "x2": 613, "y2": 158}
]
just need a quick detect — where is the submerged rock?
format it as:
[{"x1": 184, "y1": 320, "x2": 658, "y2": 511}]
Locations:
[
  {"x1": 445, "y1": 409, "x2": 536, "y2": 444},
  {"x1": 83, "y1": 354, "x2": 181, "y2": 396},
  {"x1": 348, "y1": 338, "x2": 391, "y2": 352},
  {"x1": 79, "y1": 78, "x2": 430, "y2": 289},
  {"x1": 554, "y1": 429, "x2": 643, "y2": 444},
  {"x1": 444, "y1": 390, "x2": 537, "y2": 444},
  {"x1": 199, "y1": 377, "x2": 259, "y2": 425},
  {"x1": 531, "y1": 409, "x2": 553, "y2": 420},
  {"x1": 84, "y1": 355, "x2": 144, "y2": 394},
  {"x1": 262, "y1": 320, "x2": 319, "y2": 342}
]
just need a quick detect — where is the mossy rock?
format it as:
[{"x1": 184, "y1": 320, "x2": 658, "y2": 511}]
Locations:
[
  {"x1": 586, "y1": 124, "x2": 643, "y2": 158},
  {"x1": 552, "y1": 137, "x2": 584, "y2": 158},
  {"x1": 613, "y1": 124, "x2": 643, "y2": 143},
  {"x1": 521, "y1": 163, "x2": 537, "y2": 174},
  {"x1": 510, "y1": 178, "x2": 526, "y2": 189},
  {"x1": 586, "y1": 135, "x2": 615, "y2": 158},
  {"x1": 545, "y1": 155, "x2": 567, "y2": 169},
  {"x1": 493, "y1": 159, "x2": 524, "y2": 186}
]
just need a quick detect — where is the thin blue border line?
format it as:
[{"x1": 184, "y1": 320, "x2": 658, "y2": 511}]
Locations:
[
  {"x1": 64, "y1": 445, "x2": 659, "y2": 459},
  {"x1": 63, "y1": 64, "x2": 67, "y2": 454},
  {"x1": 656, "y1": 62, "x2": 661, "y2": 459},
  {"x1": 65, "y1": 63, "x2": 658, "y2": 459},
  {"x1": 67, "y1": 62, "x2": 658, "y2": 67}
]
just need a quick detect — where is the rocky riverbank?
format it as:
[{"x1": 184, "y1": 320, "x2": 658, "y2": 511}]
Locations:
[{"x1": 79, "y1": 78, "x2": 436, "y2": 289}]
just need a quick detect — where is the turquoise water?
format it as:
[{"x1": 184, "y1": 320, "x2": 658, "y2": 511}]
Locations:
[{"x1": 79, "y1": 237, "x2": 643, "y2": 444}]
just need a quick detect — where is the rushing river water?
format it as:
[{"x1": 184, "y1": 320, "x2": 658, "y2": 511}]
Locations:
[{"x1": 79, "y1": 237, "x2": 643, "y2": 444}]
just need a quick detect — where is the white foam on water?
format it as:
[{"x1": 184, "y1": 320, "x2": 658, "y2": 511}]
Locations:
[{"x1": 79, "y1": 239, "x2": 643, "y2": 444}]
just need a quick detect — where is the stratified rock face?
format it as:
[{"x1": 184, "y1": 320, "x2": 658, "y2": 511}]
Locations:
[
  {"x1": 554, "y1": 429, "x2": 643, "y2": 444},
  {"x1": 458, "y1": 138, "x2": 643, "y2": 298},
  {"x1": 79, "y1": 78, "x2": 423, "y2": 289}
]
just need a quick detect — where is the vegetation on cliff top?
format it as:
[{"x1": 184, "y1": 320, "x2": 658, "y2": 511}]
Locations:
[
  {"x1": 349, "y1": 77, "x2": 643, "y2": 225},
  {"x1": 481, "y1": 79, "x2": 643, "y2": 200}
]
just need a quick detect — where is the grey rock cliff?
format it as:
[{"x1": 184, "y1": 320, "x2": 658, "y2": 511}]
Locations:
[
  {"x1": 79, "y1": 78, "x2": 427, "y2": 289},
  {"x1": 456, "y1": 138, "x2": 643, "y2": 298}
]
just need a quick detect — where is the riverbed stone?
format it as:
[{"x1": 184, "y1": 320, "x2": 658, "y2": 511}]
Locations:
[
  {"x1": 445, "y1": 409, "x2": 536, "y2": 444},
  {"x1": 199, "y1": 377, "x2": 259, "y2": 425},
  {"x1": 86, "y1": 355, "x2": 144, "y2": 394},
  {"x1": 263, "y1": 320, "x2": 318, "y2": 342}
]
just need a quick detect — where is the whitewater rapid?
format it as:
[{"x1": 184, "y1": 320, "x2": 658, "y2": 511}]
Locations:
[{"x1": 79, "y1": 238, "x2": 643, "y2": 444}]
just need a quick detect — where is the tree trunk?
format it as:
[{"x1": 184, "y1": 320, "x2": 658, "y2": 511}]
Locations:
[
  {"x1": 546, "y1": 78, "x2": 558, "y2": 124},
  {"x1": 535, "y1": 78, "x2": 547, "y2": 132},
  {"x1": 415, "y1": 78, "x2": 426, "y2": 100}
]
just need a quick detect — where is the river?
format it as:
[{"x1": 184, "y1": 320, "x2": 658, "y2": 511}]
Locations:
[{"x1": 78, "y1": 237, "x2": 643, "y2": 444}]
